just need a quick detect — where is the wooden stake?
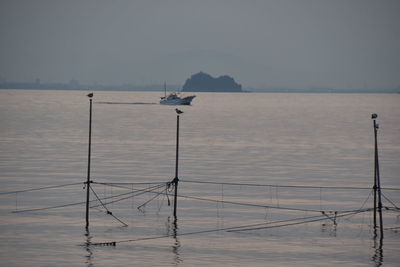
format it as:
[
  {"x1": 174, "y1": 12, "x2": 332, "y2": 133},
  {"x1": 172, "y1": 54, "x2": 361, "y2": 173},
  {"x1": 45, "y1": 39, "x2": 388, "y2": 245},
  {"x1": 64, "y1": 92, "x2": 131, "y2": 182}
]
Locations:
[
  {"x1": 86, "y1": 95, "x2": 93, "y2": 229},
  {"x1": 373, "y1": 118, "x2": 377, "y2": 230},
  {"x1": 372, "y1": 114, "x2": 383, "y2": 238},
  {"x1": 173, "y1": 114, "x2": 180, "y2": 219}
]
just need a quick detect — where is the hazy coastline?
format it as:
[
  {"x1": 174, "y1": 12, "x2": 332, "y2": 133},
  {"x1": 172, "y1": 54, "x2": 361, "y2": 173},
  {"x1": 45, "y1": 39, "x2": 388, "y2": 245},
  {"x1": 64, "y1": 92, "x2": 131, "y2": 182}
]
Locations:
[{"x1": 1, "y1": 83, "x2": 398, "y2": 94}]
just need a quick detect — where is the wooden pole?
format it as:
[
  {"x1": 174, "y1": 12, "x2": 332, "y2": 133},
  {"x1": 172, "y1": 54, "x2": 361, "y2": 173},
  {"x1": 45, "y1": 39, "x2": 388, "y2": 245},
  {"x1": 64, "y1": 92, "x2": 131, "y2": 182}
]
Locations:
[
  {"x1": 86, "y1": 96, "x2": 93, "y2": 229},
  {"x1": 373, "y1": 118, "x2": 377, "y2": 230},
  {"x1": 374, "y1": 120, "x2": 384, "y2": 239},
  {"x1": 173, "y1": 114, "x2": 180, "y2": 219},
  {"x1": 372, "y1": 114, "x2": 383, "y2": 238}
]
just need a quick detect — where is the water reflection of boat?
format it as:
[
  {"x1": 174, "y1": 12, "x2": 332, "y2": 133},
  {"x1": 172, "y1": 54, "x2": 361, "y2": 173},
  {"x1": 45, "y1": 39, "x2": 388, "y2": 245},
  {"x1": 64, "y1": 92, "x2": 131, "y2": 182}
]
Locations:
[{"x1": 160, "y1": 83, "x2": 196, "y2": 105}]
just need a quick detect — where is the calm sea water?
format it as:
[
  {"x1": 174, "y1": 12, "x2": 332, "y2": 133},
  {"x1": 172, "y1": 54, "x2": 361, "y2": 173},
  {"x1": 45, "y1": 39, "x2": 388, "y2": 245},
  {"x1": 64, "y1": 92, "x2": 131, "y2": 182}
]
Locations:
[{"x1": 0, "y1": 90, "x2": 399, "y2": 266}]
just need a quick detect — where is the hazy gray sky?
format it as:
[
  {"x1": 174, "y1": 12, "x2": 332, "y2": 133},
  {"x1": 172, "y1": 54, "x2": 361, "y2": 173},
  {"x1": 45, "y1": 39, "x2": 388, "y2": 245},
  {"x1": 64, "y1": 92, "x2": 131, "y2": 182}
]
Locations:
[{"x1": 1, "y1": 0, "x2": 399, "y2": 89}]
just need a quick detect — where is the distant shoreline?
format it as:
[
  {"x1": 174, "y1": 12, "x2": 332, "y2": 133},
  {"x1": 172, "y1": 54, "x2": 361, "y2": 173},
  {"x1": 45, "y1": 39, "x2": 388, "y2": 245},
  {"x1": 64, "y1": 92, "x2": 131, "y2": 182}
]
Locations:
[{"x1": 0, "y1": 87, "x2": 398, "y2": 94}]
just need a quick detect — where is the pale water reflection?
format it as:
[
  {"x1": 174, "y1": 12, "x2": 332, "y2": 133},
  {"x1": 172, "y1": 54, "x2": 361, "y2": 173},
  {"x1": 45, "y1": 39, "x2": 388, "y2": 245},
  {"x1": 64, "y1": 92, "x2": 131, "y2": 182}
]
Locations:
[{"x1": 0, "y1": 90, "x2": 399, "y2": 266}]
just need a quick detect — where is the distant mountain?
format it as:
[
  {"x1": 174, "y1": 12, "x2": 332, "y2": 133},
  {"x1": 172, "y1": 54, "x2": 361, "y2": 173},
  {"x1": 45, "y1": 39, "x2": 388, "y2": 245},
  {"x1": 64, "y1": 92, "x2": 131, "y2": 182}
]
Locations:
[{"x1": 182, "y1": 72, "x2": 242, "y2": 92}]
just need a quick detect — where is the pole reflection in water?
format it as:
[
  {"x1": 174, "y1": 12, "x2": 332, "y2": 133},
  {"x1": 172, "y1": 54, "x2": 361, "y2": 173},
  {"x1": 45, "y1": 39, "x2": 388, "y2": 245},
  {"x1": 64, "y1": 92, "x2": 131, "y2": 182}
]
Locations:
[
  {"x1": 168, "y1": 218, "x2": 182, "y2": 265},
  {"x1": 320, "y1": 222, "x2": 337, "y2": 237},
  {"x1": 371, "y1": 229, "x2": 383, "y2": 266},
  {"x1": 84, "y1": 230, "x2": 93, "y2": 267}
]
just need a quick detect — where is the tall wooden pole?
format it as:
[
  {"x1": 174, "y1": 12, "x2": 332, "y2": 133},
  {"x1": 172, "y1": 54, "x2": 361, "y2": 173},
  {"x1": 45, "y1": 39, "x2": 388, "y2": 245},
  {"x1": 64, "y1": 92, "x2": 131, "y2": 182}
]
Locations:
[
  {"x1": 372, "y1": 113, "x2": 383, "y2": 239},
  {"x1": 373, "y1": 118, "x2": 377, "y2": 230},
  {"x1": 173, "y1": 114, "x2": 180, "y2": 219},
  {"x1": 86, "y1": 95, "x2": 93, "y2": 229}
]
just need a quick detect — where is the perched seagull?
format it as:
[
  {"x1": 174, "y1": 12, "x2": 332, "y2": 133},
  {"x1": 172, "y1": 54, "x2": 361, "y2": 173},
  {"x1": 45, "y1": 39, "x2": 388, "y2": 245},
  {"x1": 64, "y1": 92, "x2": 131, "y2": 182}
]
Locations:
[
  {"x1": 87, "y1": 93, "x2": 94, "y2": 98},
  {"x1": 175, "y1": 108, "x2": 183, "y2": 114}
]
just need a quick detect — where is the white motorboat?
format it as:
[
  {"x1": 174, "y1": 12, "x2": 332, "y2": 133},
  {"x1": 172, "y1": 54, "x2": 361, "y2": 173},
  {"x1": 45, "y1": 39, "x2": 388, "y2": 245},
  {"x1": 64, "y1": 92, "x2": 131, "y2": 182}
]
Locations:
[{"x1": 160, "y1": 83, "x2": 196, "y2": 105}]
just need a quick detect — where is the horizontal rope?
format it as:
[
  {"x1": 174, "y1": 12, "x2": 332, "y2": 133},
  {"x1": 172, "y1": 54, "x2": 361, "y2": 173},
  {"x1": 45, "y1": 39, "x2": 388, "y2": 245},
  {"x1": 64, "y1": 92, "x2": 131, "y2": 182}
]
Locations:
[
  {"x1": 174, "y1": 192, "x2": 374, "y2": 214},
  {"x1": 1, "y1": 181, "x2": 168, "y2": 195},
  {"x1": 12, "y1": 200, "x2": 87, "y2": 213},
  {"x1": 92, "y1": 181, "x2": 168, "y2": 192},
  {"x1": 180, "y1": 180, "x2": 400, "y2": 191},
  {"x1": 94, "y1": 181, "x2": 168, "y2": 185},
  {"x1": 0, "y1": 182, "x2": 83, "y2": 195},
  {"x1": 176, "y1": 193, "x2": 323, "y2": 213},
  {"x1": 384, "y1": 226, "x2": 400, "y2": 231},
  {"x1": 3, "y1": 179, "x2": 398, "y2": 196},
  {"x1": 384, "y1": 207, "x2": 400, "y2": 212}
]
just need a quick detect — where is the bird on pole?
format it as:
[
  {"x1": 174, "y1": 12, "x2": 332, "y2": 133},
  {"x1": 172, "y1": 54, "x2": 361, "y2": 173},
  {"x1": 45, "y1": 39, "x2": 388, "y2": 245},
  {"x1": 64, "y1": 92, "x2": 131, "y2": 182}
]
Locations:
[
  {"x1": 87, "y1": 93, "x2": 94, "y2": 98},
  {"x1": 175, "y1": 108, "x2": 183, "y2": 114}
]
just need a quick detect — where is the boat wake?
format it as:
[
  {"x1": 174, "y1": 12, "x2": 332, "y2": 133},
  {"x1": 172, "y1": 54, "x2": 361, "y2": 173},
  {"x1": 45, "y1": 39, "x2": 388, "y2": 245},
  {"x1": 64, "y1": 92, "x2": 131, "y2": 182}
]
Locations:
[{"x1": 96, "y1": 102, "x2": 158, "y2": 105}]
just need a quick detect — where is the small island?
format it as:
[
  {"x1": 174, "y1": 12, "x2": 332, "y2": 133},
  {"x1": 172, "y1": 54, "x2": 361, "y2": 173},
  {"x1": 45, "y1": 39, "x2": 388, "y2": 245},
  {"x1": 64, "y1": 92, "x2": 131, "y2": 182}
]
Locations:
[{"x1": 182, "y1": 72, "x2": 242, "y2": 92}]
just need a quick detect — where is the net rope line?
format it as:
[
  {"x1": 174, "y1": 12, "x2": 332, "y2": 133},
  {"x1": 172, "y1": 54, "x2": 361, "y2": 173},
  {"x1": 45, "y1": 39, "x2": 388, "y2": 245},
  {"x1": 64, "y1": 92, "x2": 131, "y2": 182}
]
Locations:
[
  {"x1": 10, "y1": 182, "x2": 392, "y2": 217},
  {"x1": 344, "y1": 189, "x2": 374, "y2": 220},
  {"x1": 0, "y1": 182, "x2": 84, "y2": 195},
  {"x1": 6, "y1": 183, "x2": 398, "y2": 215},
  {"x1": 180, "y1": 179, "x2": 400, "y2": 191},
  {"x1": 8, "y1": 180, "x2": 397, "y2": 223},
  {"x1": 94, "y1": 183, "x2": 372, "y2": 214},
  {"x1": 89, "y1": 185, "x2": 128, "y2": 227},
  {"x1": 92, "y1": 181, "x2": 168, "y2": 191},
  {"x1": 12, "y1": 183, "x2": 167, "y2": 213},
  {"x1": 92, "y1": 182, "x2": 173, "y2": 210},
  {"x1": 137, "y1": 186, "x2": 167, "y2": 211},
  {"x1": 381, "y1": 192, "x2": 400, "y2": 210},
  {"x1": 91, "y1": 186, "x2": 377, "y2": 245},
  {"x1": 91, "y1": 181, "x2": 172, "y2": 209},
  {"x1": 175, "y1": 193, "x2": 365, "y2": 214},
  {"x1": 385, "y1": 207, "x2": 400, "y2": 212},
  {"x1": 13, "y1": 199, "x2": 87, "y2": 213},
  {"x1": 0, "y1": 181, "x2": 167, "y2": 196},
  {"x1": 384, "y1": 226, "x2": 400, "y2": 230},
  {"x1": 92, "y1": 208, "x2": 371, "y2": 246},
  {"x1": 228, "y1": 208, "x2": 372, "y2": 232},
  {"x1": 3, "y1": 179, "x2": 398, "y2": 196},
  {"x1": 97, "y1": 181, "x2": 385, "y2": 214},
  {"x1": 90, "y1": 183, "x2": 166, "y2": 209},
  {"x1": 95, "y1": 181, "x2": 168, "y2": 185}
]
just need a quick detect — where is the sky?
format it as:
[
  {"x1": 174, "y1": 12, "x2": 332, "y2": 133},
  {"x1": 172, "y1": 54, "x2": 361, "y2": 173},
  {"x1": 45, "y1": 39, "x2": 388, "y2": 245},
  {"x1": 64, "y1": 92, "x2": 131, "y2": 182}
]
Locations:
[{"x1": 0, "y1": 0, "x2": 399, "y2": 90}]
